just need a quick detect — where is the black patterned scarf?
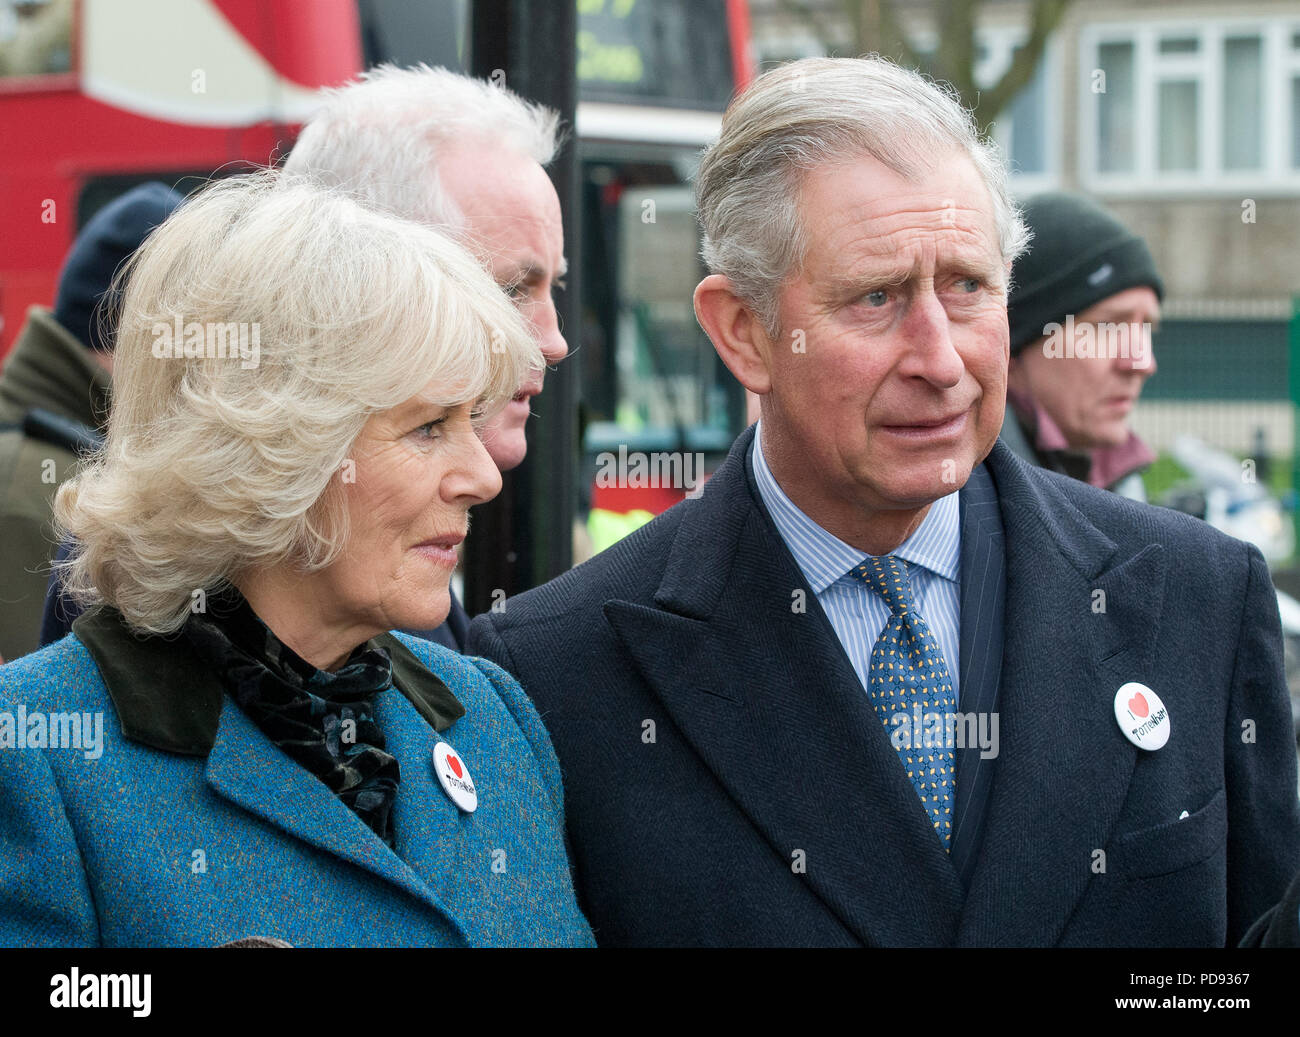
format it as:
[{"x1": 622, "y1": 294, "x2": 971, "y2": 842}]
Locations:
[{"x1": 183, "y1": 588, "x2": 401, "y2": 847}]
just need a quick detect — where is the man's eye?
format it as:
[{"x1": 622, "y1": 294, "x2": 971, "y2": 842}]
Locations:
[
  {"x1": 862, "y1": 289, "x2": 889, "y2": 308},
  {"x1": 955, "y1": 277, "x2": 981, "y2": 293}
]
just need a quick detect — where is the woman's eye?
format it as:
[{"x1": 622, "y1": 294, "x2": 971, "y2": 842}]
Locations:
[{"x1": 415, "y1": 419, "x2": 444, "y2": 440}]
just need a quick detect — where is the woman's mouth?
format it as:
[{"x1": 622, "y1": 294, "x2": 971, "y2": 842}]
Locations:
[{"x1": 412, "y1": 534, "x2": 464, "y2": 567}]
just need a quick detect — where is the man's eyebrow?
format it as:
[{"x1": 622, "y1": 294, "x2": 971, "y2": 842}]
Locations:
[
  {"x1": 822, "y1": 254, "x2": 1003, "y2": 294},
  {"x1": 822, "y1": 268, "x2": 911, "y2": 295},
  {"x1": 500, "y1": 257, "x2": 568, "y2": 284}
]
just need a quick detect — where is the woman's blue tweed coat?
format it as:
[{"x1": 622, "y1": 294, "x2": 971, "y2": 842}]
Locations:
[{"x1": 0, "y1": 618, "x2": 594, "y2": 948}]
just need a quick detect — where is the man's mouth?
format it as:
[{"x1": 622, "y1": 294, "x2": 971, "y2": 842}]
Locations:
[{"x1": 880, "y1": 410, "x2": 969, "y2": 439}]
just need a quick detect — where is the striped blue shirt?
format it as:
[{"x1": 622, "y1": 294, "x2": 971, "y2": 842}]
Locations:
[{"x1": 751, "y1": 423, "x2": 963, "y2": 703}]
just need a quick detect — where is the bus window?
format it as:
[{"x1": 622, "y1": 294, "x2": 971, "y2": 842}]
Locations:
[
  {"x1": 577, "y1": 0, "x2": 733, "y2": 110},
  {"x1": 75, "y1": 170, "x2": 245, "y2": 231},
  {"x1": 579, "y1": 148, "x2": 744, "y2": 552},
  {"x1": 357, "y1": 0, "x2": 468, "y2": 72}
]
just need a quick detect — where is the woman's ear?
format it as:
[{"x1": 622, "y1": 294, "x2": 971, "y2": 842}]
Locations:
[{"x1": 693, "y1": 274, "x2": 774, "y2": 396}]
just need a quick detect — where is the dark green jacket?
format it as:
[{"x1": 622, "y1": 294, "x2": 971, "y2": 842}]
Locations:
[{"x1": 0, "y1": 307, "x2": 110, "y2": 660}]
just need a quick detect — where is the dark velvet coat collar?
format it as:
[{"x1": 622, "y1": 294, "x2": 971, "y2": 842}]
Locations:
[{"x1": 72, "y1": 607, "x2": 466, "y2": 755}]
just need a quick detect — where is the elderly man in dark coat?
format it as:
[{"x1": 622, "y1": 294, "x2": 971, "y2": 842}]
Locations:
[{"x1": 468, "y1": 56, "x2": 1300, "y2": 947}]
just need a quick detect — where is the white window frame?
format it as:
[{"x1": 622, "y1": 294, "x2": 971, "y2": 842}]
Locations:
[
  {"x1": 909, "y1": 23, "x2": 1062, "y2": 192},
  {"x1": 1080, "y1": 17, "x2": 1300, "y2": 196},
  {"x1": 974, "y1": 24, "x2": 1062, "y2": 195}
]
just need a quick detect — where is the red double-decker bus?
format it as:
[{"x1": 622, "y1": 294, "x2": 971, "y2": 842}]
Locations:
[{"x1": 1, "y1": 0, "x2": 365, "y2": 351}]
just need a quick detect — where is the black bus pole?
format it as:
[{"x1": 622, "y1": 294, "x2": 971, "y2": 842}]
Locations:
[{"x1": 465, "y1": 0, "x2": 579, "y2": 614}]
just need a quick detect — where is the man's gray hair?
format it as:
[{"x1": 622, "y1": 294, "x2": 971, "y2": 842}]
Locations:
[
  {"x1": 285, "y1": 63, "x2": 562, "y2": 229},
  {"x1": 695, "y1": 56, "x2": 1030, "y2": 335}
]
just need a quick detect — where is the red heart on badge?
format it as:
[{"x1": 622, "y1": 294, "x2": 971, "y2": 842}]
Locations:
[
  {"x1": 1128, "y1": 693, "x2": 1149, "y2": 718},
  {"x1": 447, "y1": 754, "x2": 463, "y2": 778}
]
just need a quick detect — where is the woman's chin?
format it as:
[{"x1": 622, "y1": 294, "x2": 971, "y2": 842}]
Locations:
[{"x1": 391, "y1": 588, "x2": 452, "y2": 634}]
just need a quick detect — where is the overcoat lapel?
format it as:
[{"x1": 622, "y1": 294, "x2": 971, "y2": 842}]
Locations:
[
  {"x1": 373, "y1": 689, "x2": 473, "y2": 913},
  {"x1": 74, "y1": 609, "x2": 468, "y2": 931},
  {"x1": 204, "y1": 692, "x2": 461, "y2": 928},
  {"x1": 956, "y1": 442, "x2": 1166, "y2": 945},
  {"x1": 605, "y1": 430, "x2": 1166, "y2": 946},
  {"x1": 949, "y1": 462, "x2": 1006, "y2": 889},
  {"x1": 603, "y1": 426, "x2": 964, "y2": 946}
]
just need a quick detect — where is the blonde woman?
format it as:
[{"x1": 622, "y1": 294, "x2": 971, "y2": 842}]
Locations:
[{"x1": 0, "y1": 173, "x2": 593, "y2": 948}]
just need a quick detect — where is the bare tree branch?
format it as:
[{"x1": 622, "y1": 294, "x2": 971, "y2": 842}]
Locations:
[
  {"x1": 778, "y1": 0, "x2": 1071, "y2": 129},
  {"x1": 930, "y1": 0, "x2": 979, "y2": 107},
  {"x1": 976, "y1": 0, "x2": 1072, "y2": 126},
  {"x1": 873, "y1": 0, "x2": 928, "y2": 72}
]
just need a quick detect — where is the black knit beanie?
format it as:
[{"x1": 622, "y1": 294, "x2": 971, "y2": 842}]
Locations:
[
  {"x1": 53, "y1": 182, "x2": 185, "y2": 352},
  {"x1": 1007, "y1": 192, "x2": 1164, "y2": 354}
]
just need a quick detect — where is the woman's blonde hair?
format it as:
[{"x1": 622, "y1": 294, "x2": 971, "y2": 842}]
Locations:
[{"x1": 55, "y1": 170, "x2": 540, "y2": 634}]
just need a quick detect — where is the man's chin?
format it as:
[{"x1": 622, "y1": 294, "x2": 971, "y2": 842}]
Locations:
[
  {"x1": 479, "y1": 408, "x2": 529, "y2": 472},
  {"x1": 484, "y1": 432, "x2": 528, "y2": 472},
  {"x1": 875, "y1": 438, "x2": 979, "y2": 490},
  {"x1": 1074, "y1": 422, "x2": 1130, "y2": 451},
  {"x1": 867, "y1": 466, "x2": 973, "y2": 509}
]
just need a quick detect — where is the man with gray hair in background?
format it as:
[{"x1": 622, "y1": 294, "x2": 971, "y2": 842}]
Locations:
[
  {"x1": 284, "y1": 64, "x2": 569, "y2": 649},
  {"x1": 469, "y1": 56, "x2": 1300, "y2": 946}
]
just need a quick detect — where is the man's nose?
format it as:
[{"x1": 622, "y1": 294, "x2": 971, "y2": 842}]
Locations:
[
  {"x1": 897, "y1": 293, "x2": 964, "y2": 387},
  {"x1": 1116, "y1": 321, "x2": 1156, "y2": 376},
  {"x1": 534, "y1": 297, "x2": 569, "y2": 364}
]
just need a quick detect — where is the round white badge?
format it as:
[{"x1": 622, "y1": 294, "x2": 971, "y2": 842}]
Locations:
[
  {"x1": 432, "y1": 740, "x2": 477, "y2": 813},
  {"x1": 1113, "y1": 682, "x2": 1170, "y2": 751}
]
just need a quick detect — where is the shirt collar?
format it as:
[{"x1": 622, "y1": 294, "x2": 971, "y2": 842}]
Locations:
[{"x1": 751, "y1": 422, "x2": 960, "y2": 594}]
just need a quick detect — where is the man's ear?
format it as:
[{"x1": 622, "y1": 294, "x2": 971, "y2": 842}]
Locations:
[{"x1": 694, "y1": 274, "x2": 774, "y2": 396}]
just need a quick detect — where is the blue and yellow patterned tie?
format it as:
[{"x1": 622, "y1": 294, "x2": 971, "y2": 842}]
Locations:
[{"x1": 853, "y1": 555, "x2": 957, "y2": 852}]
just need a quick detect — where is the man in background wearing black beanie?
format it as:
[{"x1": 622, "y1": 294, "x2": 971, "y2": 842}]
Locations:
[
  {"x1": 1003, "y1": 192, "x2": 1163, "y2": 500},
  {"x1": 0, "y1": 182, "x2": 183, "y2": 660}
]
